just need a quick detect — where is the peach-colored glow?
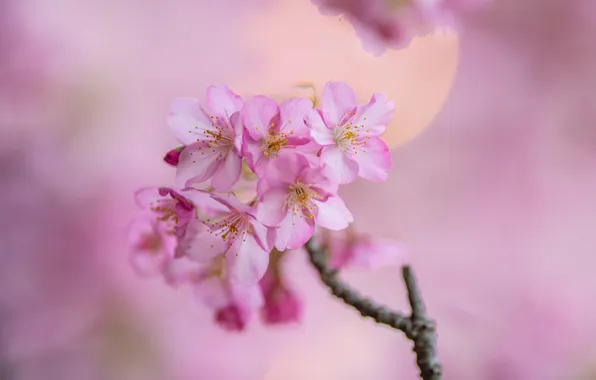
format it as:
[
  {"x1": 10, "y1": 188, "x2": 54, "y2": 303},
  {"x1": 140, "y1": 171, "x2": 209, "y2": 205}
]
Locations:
[{"x1": 233, "y1": 0, "x2": 459, "y2": 148}]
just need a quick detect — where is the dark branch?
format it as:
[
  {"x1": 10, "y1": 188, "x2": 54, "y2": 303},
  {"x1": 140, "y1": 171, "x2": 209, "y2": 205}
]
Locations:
[{"x1": 305, "y1": 238, "x2": 442, "y2": 380}]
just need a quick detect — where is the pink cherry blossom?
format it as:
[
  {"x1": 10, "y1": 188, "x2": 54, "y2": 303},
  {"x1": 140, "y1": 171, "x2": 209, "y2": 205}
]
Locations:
[
  {"x1": 312, "y1": 0, "x2": 489, "y2": 56},
  {"x1": 167, "y1": 85, "x2": 244, "y2": 191},
  {"x1": 182, "y1": 193, "x2": 274, "y2": 286},
  {"x1": 325, "y1": 229, "x2": 406, "y2": 270},
  {"x1": 256, "y1": 155, "x2": 353, "y2": 251},
  {"x1": 242, "y1": 95, "x2": 314, "y2": 177},
  {"x1": 306, "y1": 81, "x2": 394, "y2": 184},
  {"x1": 259, "y1": 261, "x2": 302, "y2": 325},
  {"x1": 134, "y1": 187, "x2": 207, "y2": 241}
]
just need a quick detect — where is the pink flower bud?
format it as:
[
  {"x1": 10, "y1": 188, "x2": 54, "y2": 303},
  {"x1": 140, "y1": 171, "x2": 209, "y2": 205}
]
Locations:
[
  {"x1": 215, "y1": 305, "x2": 248, "y2": 332},
  {"x1": 259, "y1": 252, "x2": 302, "y2": 325},
  {"x1": 163, "y1": 146, "x2": 185, "y2": 166}
]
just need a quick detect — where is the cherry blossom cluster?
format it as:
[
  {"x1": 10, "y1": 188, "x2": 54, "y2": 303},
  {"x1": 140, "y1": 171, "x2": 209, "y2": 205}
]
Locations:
[
  {"x1": 129, "y1": 82, "x2": 404, "y2": 330},
  {"x1": 312, "y1": 0, "x2": 489, "y2": 55}
]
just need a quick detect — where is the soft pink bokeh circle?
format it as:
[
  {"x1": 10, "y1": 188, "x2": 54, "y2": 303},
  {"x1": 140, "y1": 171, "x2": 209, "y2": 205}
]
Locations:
[{"x1": 231, "y1": 0, "x2": 459, "y2": 148}]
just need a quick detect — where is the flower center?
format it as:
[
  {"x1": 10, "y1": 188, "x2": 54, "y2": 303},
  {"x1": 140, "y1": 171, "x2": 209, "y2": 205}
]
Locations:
[
  {"x1": 334, "y1": 120, "x2": 370, "y2": 155},
  {"x1": 192, "y1": 116, "x2": 234, "y2": 160},
  {"x1": 207, "y1": 211, "x2": 249, "y2": 245},
  {"x1": 285, "y1": 182, "x2": 324, "y2": 219},
  {"x1": 149, "y1": 199, "x2": 179, "y2": 233},
  {"x1": 137, "y1": 232, "x2": 163, "y2": 253},
  {"x1": 262, "y1": 132, "x2": 289, "y2": 158}
]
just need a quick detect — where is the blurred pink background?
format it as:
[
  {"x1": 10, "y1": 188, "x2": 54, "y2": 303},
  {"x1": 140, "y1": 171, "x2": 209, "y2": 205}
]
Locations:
[{"x1": 2, "y1": 0, "x2": 596, "y2": 379}]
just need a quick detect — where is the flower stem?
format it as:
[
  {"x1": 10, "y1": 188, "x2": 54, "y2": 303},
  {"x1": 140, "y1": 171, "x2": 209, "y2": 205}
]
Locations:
[{"x1": 304, "y1": 238, "x2": 442, "y2": 380}]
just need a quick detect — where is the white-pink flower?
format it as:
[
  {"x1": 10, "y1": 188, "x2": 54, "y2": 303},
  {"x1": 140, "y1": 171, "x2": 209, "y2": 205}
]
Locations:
[
  {"x1": 306, "y1": 81, "x2": 394, "y2": 184},
  {"x1": 242, "y1": 95, "x2": 314, "y2": 177},
  {"x1": 168, "y1": 85, "x2": 244, "y2": 191},
  {"x1": 134, "y1": 187, "x2": 209, "y2": 240},
  {"x1": 181, "y1": 193, "x2": 274, "y2": 286},
  {"x1": 128, "y1": 187, "x2": 211, "y2": 276},
  {"x1": 256, "y1": 155, "x2": 353, "y2": 251}
]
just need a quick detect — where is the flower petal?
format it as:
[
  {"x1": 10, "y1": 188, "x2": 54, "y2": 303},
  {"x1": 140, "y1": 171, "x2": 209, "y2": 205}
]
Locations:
[
  {"x1": 226, "y1": 235, "x2": 270, "y2": 286},
  {"x1": 321, "y1": 81, "x2": 358, "y2": 126},
  {"x1": 206, "y1": 85, "x2": 243, "y2": 119},
  {"x1": 314, "y1": 195, "x2": 353, "y2": 230},
  {"x1": 353, "y1": 92, "x2": 395, "y2": 136},
  {"x1": 242, "y1": 95, "x2": 279, "y2": 140},
  {"x1": 175, "y1": 142, "x2": 221, "y2": 187},
  {"x1": 279, "y1": 97, "x2": 313, "y2": 138},
  {"x1": 241, "y1": 134, "x2": 263, "y2": 173},
  {"x1": 320, "y1": 145, "x2": 359, "y2": 184},
  {"x1": 306, "y1": 109, "x2": 335, "y2": 145},
  {"x1": 183, "y1": 220, "x2": 229, "y2": 262},
  {"x1": 275, "y1": 211, "x2": 314, "y2": 251},
  {"x1": 168, "y1": 98, "x2": 213, "y2": 145},
  {"x1": 211, "y1": 152, "x2": 242, "y2": 192},
  {"x1": 353, "y1": 136, "x2": 392, "y2": 182},
  {"x1": 250, "y1": 219, "x2": 274, "y2": 252},
  {"x1": 255, "y1": 187, "x2": 288, "y2": 227},
  {"x1": 134, "y1": 187, "x2": 162, "y2": 209}
]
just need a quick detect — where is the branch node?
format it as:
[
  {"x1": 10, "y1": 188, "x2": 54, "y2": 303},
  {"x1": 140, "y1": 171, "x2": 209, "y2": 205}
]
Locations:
[{"x1": 305, "y1": 238, "x2": 442, "y2": 380}]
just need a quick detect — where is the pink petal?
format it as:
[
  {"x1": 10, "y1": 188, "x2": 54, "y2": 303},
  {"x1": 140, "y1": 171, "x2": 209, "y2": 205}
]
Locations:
[
  {"x1": 226, "y1": 236, "x2": 270, "y2": 286},
  {"x1": 275, "y1": 211, "x2": 315, "y2": 251},
  {"x1": 255, "y1": 187, "x2": 287, "y2": 227},
  {"x1": 264, "y1": 154, "x2": 310, "y2": 188},
  {"x1": 250, "y1": 219, "x2": 273, "y2": 252},
  {"x1": 175, "y1": 142, "x2": 220, "y2": 187},
  {"x1": 320, "y1": 145, "x2": 359, "y2": 184},
  {"x1": 306, "y1": 109, "x2": 335, "y2": 145},
  {"x1": 206, "y1": 85, "x2": 243, "y2": 119},
  {"x1": 241, "y1": 134, "x2": 263, "y2": 173},
  {"x1": 300, "y1": 167, "x2": 339, "y2": 194},
  {"x1": 211, "y1": 152, "x2": 242, "y2": 192},
  {"x1": 168, "y1": 98, "x2": 212, "y2": 145},
  {"x1": 279, "y1": 97, "x2": 313, "y2": 138},
  {"x1": 210, "y1": 193, "x2": 253, "y2": 214},
  {"x1": 353, "y1": 136, "x2": 392, "y2": 182},
  {"x1": 178, "y1": 187, "x2": 219, "y2": 211},
  {"x1": 242, "y1": 95, "x2": 279, "y2": 141},
  {"x1": 183, "y1": 221, "x2": 229, "y2": 263},
  {"x1": 321, "y1": 81, "x2": 358, "y2": 126},
  {"x1": 256, "y1": 177, "x2": 273, "y2": 198},
  {"x1": 314, "y1": 195, "x2": 353, "y2": 230},
  {"x1": 230, "y1": 112, "x2": 244, "y2": 152},
  {"x1": 134, "y1": 187, "x2": 162, "y2": 209},
  {"x1": 353, "y1": 92, "x2": 395, "y2": 136}
]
